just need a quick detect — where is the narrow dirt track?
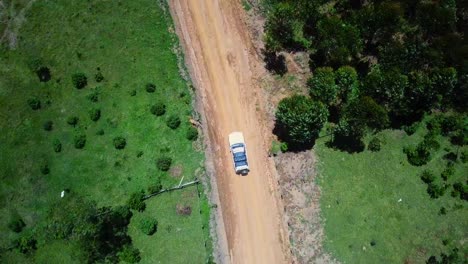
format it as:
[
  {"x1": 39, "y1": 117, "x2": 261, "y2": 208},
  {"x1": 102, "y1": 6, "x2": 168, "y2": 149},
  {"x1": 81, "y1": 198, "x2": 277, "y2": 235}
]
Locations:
[{"x1": 169, "y1": 1, "x2": 289, "y2": 263}]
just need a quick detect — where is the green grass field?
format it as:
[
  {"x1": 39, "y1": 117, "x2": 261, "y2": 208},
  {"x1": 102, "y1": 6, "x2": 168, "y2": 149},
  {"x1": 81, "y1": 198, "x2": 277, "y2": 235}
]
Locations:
[
  {"x1": 316, "y1": 123, "x2": 467, "y2": 263},
  {"x1": 0, "y1": 0, "x2": 210, "y2": 263}
]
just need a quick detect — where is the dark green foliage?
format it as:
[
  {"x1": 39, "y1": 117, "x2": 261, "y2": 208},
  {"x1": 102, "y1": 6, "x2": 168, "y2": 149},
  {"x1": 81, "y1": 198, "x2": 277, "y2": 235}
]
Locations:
[
  {"x1": 87, "y1": 90, "x2": 99, "y2": 102},
  {"x1": 275, "y1": 94, "x2": 328, "y2": 149},
  {"x1": 43, "y1": 120, "x2": 53, "y2": 131},
  {"x1": 139, "y1": 217, "x2": 158, "y2": 235},
  {"x1": 331, "y1": 118, "x2": 365, "y2": 153},
  {"x1": 118, "y1": 245, "x2": 141, "y2": 263},
  {"x1": 36, "y1": 66, "x2": 51, "y2": 82},
  {"x1": 94, "y1": 71, "x2": 104, "y2": 82},
  {"x1": 441, "y1": 163, "x2": 455, "y2": 181},
  {"x1": 145, "y1": 83, "x2": 156, "y2": 93},
  {"x1": 335, "y1": 66, "x2": 359, "y2": 104},
  {"x1": 147, "y1": 178, "x2": 162, "y2": 194},
  {"x1": 72, "y1": 73, "x2": 87, "y2": 89},
  {"x1": 368, "y1": 137, "x2": 382, "y2": 152},
  {"x1": 345, "y1": 96, "x2": 389, "y2": 131},
  {"x1": 150, "y1": 103, "x2": 166, "y2": 116},
  {"x1": 461, "y1": 150, "x2": 468, "y2": 163},
  {"x1": 40, "y1": 164, "x2": 50, "y2": 175},
  {"x1": 439, "y1": 207, "x2": 447, "y2": 215},
  {"x1": 420, "y1": 170, "x2": 436, "y2": 184},
  {"x1": 156, "y1": 156, "x2": 172, "y2": 171},
  {"x1": 47, "y1": 196, "x2": 134, "y2": 262},
  {"x1": 129, "y1": 90, "x2": 137, "y2": 96},
  {"x1": 186, "y1": 127, "x2": 199, "y2": 141},
  {"x1": 27, "y1": 98, "x2": 41, "y2": 110},
  {"x1": 8, "y1": 215, "x2": 26, "y2": 233},
  {"x1": 89, "y1": 108, "x2": 101, "y2": 122},
  {"x1": 316, "y1": 16, "x2": 363, "y2": 66},
  {"x1": 427, "y1": 183, "x2": 446, "y2": 199},
  {"x1": 452, "y1": 182, "x2": 468, "y2": 201},
  {"x1": 67, "y1": 116, "x2": 79, "y2": 126},
  {"x1": 263, "y1": 51, "x2": 287, "y2": 75},
  {"x1": 74, "y1": 135, "x2": 86, "y2": 149},
  {"x1": 136, "y1": 151, "x2": 144, "y2": 158},
  {"x1": 431, "y1": 67, "x2": 457, "y2": 107},
  {"x1": 403, "y1": 122, "x2": 419, "y2": 136},
  {"x1": 404, "y1": 144, "x2": 431, "y2": 166},
  {"x1": 280, "y1": 142, "x2": 288, "y2": 152},
  {"x1": 363, "y1": 67, "x2": 408, "y2": 110},
  {"x1": 53, "y1": 139, "x2": 62, "y2": 153},
  {"x1": 96, "y1": 129, "x2": 105, "y2": 136},
  {"x1": 166, "y1": 115, "x2": 181, "y2": 129},
  {"x1": 307, "y1": 67, "x2": 337, "y2": 106},
  {"x1": 127, "y1": 191, "x2": 146, "y2": 212},
  {"x1": 113, "y1": 137, "x2": 126, "y2": 150},
  {"x1": 263, "y1": 2, "x2": 298, "y2": 52},
  {"x1": 14, "y1": 235, "x2": 37, "y2": 254}
]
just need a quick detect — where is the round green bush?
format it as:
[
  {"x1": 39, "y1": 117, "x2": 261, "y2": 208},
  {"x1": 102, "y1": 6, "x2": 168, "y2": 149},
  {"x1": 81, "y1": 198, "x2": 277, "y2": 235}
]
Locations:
[
  {"x1": 139, "y1": 217, "x2": 158, "y2": 235},
  {"x1": 74, "y1": 135, "x2": 86, "y2": 149},
  {"x1": 166, "y1": 115, "x2": 181, "y2": 129},
  {"x1": 36, "y1": 66, "x2": 51, "y2": 82},
  {"x1": 40, "y1": 164, "x2": 50, "y2": 175},
  {"x1": 27, "y1": 98, "x2": 41, "y2": 110},
  {"x1": 280, "y1": 142, "x2": 288, "y2": 152},
  {"x1": 8, "y1": 215, "x2": 26, "y2": 233},
  {"x1": 71, "y1": 73, "x2": 87, "y2": 89},
  {"x1": 420, "y1": 170, "x2": 435, "y2": 184},
  {"x1": 67, "y1": 116, "x2": 79, "y2": 126},
  {"x1": 89, "y1": 108, "x2": 101, "y2": 122},
  {"x1": 156, "y1": 156, "x2": 172, "y2": 171},
  {"x1": 368, "y1": 137, "x2": 382, "y2": 152},
  {"x1": 96, "y1": 129, "x2": 105, "y2": 136},
  {"x1": 150, "y1": 103, "x2": 166, "y2": 116},
  {"x1": 53, "y1": 139, "x2": 62, "y2": 153},
  {"x1": 113, "y1": 137, "x2": 126, "y2": 150},
  {"x1": 127, "y1": 191, "x2": 146, "y2": 212},
  {"x1": 145, "y1": 83, "x2": 156, "y2": 93},
  {"x1": 43, "y1": 121, "x2": 53, "y2": 131},
  {"x1": 94, "y1": 71, "x2": 104, "y2": 82},
  {"x1": 118, "y1": 245, "x2": 141, "y2": 263},
  {"x1": 186, "y1": 127, "x2": 198, "y2": 141}
]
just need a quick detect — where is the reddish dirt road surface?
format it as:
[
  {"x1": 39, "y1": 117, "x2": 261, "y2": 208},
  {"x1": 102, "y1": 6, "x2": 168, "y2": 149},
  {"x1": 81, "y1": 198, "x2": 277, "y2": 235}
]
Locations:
[{"x1": 170, "y1": 1, "x2": 290, "y2": 263}]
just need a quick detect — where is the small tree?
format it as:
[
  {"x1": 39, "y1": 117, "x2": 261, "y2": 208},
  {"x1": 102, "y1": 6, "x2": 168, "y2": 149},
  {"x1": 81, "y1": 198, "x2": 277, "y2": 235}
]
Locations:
[
  {"x1": 118, "y1": 245, "x2": 141, "y2": 263},
  {"x1": 368, "y1": 137, "x2": 382, "y2": 152},
  {"x1": 156, "y1": 156, "x2": 172, "y2": 171},
  {"x1": 145, "y1": 83, "x2": 156, "y2": 93},
  {"x1": 127, "y1": 191, "x2": 146, "y2": 212},
  {"x1": 74, "y1": 135, "x2": 86, "y2": 149},
  {"x1": 14, "y1": 235, "x2": 37, "y2": 254},
  {"x1": 335, "y1": 66, "x2": 359, "y2": 103},
  {"x1": 139, "y1": 217, "x2": 158, "y2": 235},
  {"x1": 40, "y1": 164, "x2": 50, "y2": 175},
  {"x1": 166, "y1": 115, "x2": 181, "y2": 129},
  {"x1": 36, "y1": 66, "x2": 51, "y2": 82},
  {"x1": 27, "y1": 98, "x2": 41, "y2": 110},
  {"x1": 441, "y1": 163, "x2": 455, "y2": 181},
  {"x1": 89, "y1": 108, "x2": 101, "y2": 122},
  {"x1": 420, "y1": 170, "x2": 436, "y2": 184},
  {"x1": 307, "y1": 67, "x2": 338, "y2": 106},
  {"x1": 186, "y1": 127, "x2": 198, "y2": 141},
  {"x1": 72, "y1": 73, "x2": 87, "y2": 89},
  {"x1": 53, "y1": 139, "x2": 62, "y2": 153},
  {"x1": 67, "y1": 116, "x2": 79, "y2": 127},
  {"x1": 43, "y1": 121, "x2": 53, "y2": 131},
  {"x1": 150, "y1": 103, "x2": 166, "y2": 116},
  {"x1": 275, "y1": 94, "x2": 328, "y2": 149},
  {"x1": 8, "y1": 215, "x2": 26, "y2": 233},
  {"x1": 87, "y1": 91, "x2": 99, "y2": 102},
  {"x1": 113, "y1": 137, "x2": 126, "y2": 150},
  {"x1": 94, "y1": 71, "x2": 104, "y2": 82}
]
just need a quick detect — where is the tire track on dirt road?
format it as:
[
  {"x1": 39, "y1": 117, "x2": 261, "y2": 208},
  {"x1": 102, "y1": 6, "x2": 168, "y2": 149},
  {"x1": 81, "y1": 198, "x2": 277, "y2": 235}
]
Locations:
[{"x1": 169, "y1": 1, "x2": 290, "y2": 263}]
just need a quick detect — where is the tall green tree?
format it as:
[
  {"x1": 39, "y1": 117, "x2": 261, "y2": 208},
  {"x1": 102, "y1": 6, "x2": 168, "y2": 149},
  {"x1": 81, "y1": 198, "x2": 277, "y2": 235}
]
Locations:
[{"x1": 275, "y1": 95, "x2": 328, "y2": 149}]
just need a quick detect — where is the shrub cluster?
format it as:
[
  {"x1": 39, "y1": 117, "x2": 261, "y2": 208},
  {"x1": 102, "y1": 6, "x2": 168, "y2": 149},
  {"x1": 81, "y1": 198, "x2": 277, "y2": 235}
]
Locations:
[
  {"x1": 27, "y1": 98, "x2": 41, "y2": 110},
  {"x1": 145, "y1": 83, "x2": 156, "y2": 93},
  {"x1": 404, "y1": 133, "x2": 440, "y2": 166},
  {"x1": 139, "y1": 217, "x2": 158, "y2": 235},
  {"x1": 40, "y1": 164, "x2": 50, "y2": 175},
  {"x1": 53, "y1": 139, "x2": 62, "y2": 153},
  {"x1": 156, "y1": 156, "x2": 172, "y2": 171},
  {"x1": 72, "y1": 73, "x2": 87, "y2": 89},
  {"x1": 186, "y1": 127, "x2": 198, "y2": 141},
  {"x1": 8, "y1": 215, "x2": 26, "y2": 233},
  {"x1": 13, "y1": 235, "x2": 37, "y2": 254},
  {"x1": 95, "y1": 71, "x2": 104, "y2": 82},
  {"x1": 166, "y1": 115, "x2": 181, "y2": 129},
  {"x1": 36, "y1": 66, "x2": 51, "y2": 82},
  {"x1": 113, "y1": 137, "x2": 126, "y2": 150},
  {"x1": 118, "y1": 245, "x2": 141, "y2": 263},
  {"x1": 368, "y1": 137, "x2": 382, "y2": 152},
  {"x1": 43, "y1": 121, "x2": 53, "y2": 131},
  {"x1": 89, "y1": 108, "x2": 101, "y2": 122},
  {"x1": 127, "y1": 191, "x2": 146, "y2": 212},
  {"x1": 74, "y1": 134, "x2": 86, "y2": 149},
  {"x1": 67, "y1": 116, "x2": 79, "y2": 127},
  {"x1": 150, "y1": 103, "x2": 166, "y2": 116}
]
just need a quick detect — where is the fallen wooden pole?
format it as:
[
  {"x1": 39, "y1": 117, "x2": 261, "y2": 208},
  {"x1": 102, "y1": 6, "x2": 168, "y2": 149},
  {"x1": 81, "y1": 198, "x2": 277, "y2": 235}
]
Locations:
[{"x1": 143, "y1": 179, "x2": 199, "y2": 200}]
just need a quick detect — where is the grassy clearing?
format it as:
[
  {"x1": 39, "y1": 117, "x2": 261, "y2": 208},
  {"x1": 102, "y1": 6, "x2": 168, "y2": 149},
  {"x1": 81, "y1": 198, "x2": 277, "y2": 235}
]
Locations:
[
  {"x1": 316, "y1": 122, "x2": 467, "y2": 263},
  {"x1": 0, "y1": 0, "x2": 210, "y2": 262}
]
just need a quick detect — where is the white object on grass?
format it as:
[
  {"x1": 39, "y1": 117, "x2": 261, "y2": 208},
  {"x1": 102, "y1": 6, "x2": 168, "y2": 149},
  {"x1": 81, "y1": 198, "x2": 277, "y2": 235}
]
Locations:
[{"x1": 61, "y1": 190, "x2": 65, "y2": 198}]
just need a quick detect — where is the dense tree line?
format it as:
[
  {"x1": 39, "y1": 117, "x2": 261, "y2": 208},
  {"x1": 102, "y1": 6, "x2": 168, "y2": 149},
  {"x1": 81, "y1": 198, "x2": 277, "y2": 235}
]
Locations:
[{"x1": 268, "y1": 0, "x2": 467, "y2": 151}]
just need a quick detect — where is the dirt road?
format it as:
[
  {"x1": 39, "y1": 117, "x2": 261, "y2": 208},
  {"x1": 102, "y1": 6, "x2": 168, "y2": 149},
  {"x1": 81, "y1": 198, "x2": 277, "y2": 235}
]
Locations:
[{"x1": 169, "y1": 1, "x2": 289, "y2": 263}]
